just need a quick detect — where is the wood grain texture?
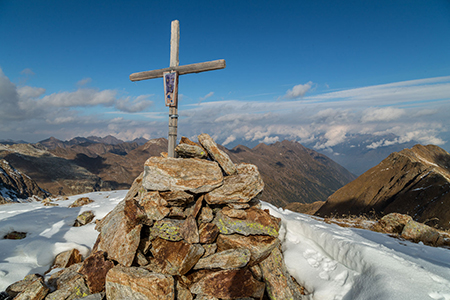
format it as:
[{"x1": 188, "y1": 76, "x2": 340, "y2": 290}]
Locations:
[{"x1": 129, "y1": 59, "x2": 226, "y2": 81}]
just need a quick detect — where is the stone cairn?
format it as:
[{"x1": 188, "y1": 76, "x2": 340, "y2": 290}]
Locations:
[{"x1": 4, "y1": 134, "x2": 305, "y2": 300}]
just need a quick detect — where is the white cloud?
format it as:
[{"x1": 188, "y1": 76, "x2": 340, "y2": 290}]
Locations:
[
  {"x1": 77, "y1": 78, "x2": 92, "y2": 86},
  {"x1": 20, "y1": 68, "x2": 35, "y2": 76},
  {"x1": 222, "y1": 135, "x2": 236, "y2": 146},
  {"x1": 284, "y1": 81, "x2": 313, "y2": 99},
  {"x1": 361, "y1": 107, "x2": 406, "y2": 123},
  {"x1": 314, "y1": 125, "x2": 349, "y2": 149},
  {"x1": 115, "y1": 95, "x2": 153, "y2": 113},
  {"x1": 41, "y1": 88, "x2": 117, "y2": 107},
  {"x1": 261, "y1": 136, "x2": 279, "y2": 144},
  {"x1": 17, "y1": 86, "x2": 46, "y2": 99},
  {"x1": 200, "y1": 92, "x2": 214, "y2": 101}
]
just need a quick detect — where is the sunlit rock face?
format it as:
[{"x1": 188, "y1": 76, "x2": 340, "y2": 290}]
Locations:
[{"x1": 317, "y1": 144, "x2": 450, "y2": 230}]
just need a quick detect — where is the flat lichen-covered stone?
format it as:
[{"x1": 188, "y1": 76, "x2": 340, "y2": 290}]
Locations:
[
  {"x1": 175, "y1": 143, "x2": 208, "y2": 159},
  {"x1": 213, "y1": 207, "x2": 280, "y2": 237},
  {"x1": 45, "y1": 274, "x2": 90, "y2": 300},
  {"x1": 198, "y1": 133, "x2": 237, "y2": 176},
  {"x1": 151, "y1": 219, "x2": 183, "y2": 241},
  {"x1": 205, "y1": 163, "x2": 264, "y2": 205},
  {"x1": 105, "y1": 265, "x2": 174, "y2": 300},
  {"x1": 143, "y1": 157, "x2": 223, "y2": 193}
]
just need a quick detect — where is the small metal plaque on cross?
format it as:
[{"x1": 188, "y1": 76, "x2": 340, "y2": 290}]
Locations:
[
  {"x1": 129, "y1": 20, "x2": 226, "y2": 157},
  {"x1": 164, "y1": 71, "x2": 178, "y2": 107}
]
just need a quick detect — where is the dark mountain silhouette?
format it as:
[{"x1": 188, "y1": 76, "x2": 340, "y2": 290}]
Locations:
[{"x1": 316, "y1": 144, "x2": 450, "y2": 229}]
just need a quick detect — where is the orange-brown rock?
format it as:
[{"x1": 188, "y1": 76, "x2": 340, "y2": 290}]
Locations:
[
  {"x1": 376, "y1": 213, "x2": 412, "y2": 234},
  {"x1": 10, "y1": 276, "x2": 49, "y2": 300},
  {"x1": 217, "y1": 234, "x2": 280, "y2": 266},
  {"x1": 160, "y1": 190, "x2": 194, "y2": 207},
  {"x1": 47, "y1": 263, "x2": 83, "y2": 290},
  {"x1": 199, "y1": 223, "x2": 220, "y2": 244},
  {"x1": 5, "y1": 274, "x2": 43, "y2": 298},
  {"x1": 198, "y1": 133, "x2": 237, "y2": 175},
  {"x1": 52, "y1": 248, "x2": 83, "y2": 269},
  {"x1": 79, "y1": 251, "x2": 114, "y2": 294},
  {"x1": 189, "y1": 268, "x2": 265, "y2": 299},
  {"x1": 151, "y1": 237, "x2": 204, "y2": 275},
  {"x1": 401, "y1": 219, "x2": 440, "y2": 245},
  {"x1": 199, "y1": 206, "x2": 214, "y2": 223},
  {"x1": 259, "y1": 247, "x2": 303, "y2": 300},
  {"x1": 69, "y1": 196, "x2": 93, "y2": 208},
  {"x1": 193, "y1": 248, "x2": 251, "y2": 270},
  {"x1": 180, "y1": 216, "x2": 199, "y2": 244},
  {"x1": 138, "y1": 191, "x2": 170, "y2": 221},
  {"x1": 205, "y1": 163, "x2": 264, "y2": 205},
  {"x1": 105, "y1": 265, "x2": 175, "y2": 300},
  {"x1": 95, "y1": 199, "x2": 143, "y2": 266},
  {"x1": 143, "y1": 157, "x2": 223, "y2": 193}
]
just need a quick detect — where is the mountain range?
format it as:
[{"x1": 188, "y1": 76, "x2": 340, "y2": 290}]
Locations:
[{"x1": 0, "y1": 136, "x2": 356, "y2": 207}]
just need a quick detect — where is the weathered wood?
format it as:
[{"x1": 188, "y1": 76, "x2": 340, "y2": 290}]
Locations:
[
  {"x1": 170, "y1": 20, "x2": 180, "y2": 68},
  {"x1": 130, "y1": 59, "x2": 226, "y2": 82},
  {"x1": 168, "y1": 20, "x2": 180, "y2": 158}
]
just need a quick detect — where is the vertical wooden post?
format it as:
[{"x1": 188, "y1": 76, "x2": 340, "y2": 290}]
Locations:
[{"x1": 168, "y1": 20, "x2": 180, "y2": 158}]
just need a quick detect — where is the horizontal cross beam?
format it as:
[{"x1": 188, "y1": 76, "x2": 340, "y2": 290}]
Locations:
[{"x1": 129, "y1": 59, "x2": 226, "y2": 82}]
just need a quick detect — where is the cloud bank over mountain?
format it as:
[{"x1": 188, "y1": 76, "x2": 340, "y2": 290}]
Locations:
[{"x1": 1, "y1": 68, "x2": 449, "y2": 160}]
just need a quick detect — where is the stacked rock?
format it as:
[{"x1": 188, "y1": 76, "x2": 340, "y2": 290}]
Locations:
[{"x1": 5, "y1": 134, "x2": 305, "y2": 300}]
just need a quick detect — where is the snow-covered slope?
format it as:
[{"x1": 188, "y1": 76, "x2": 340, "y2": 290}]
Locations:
[
  {"x1": 0, "y1": 191, "x2": 449, "y2": 299},
  {"x1": 264, "y1": 202, "x2": 450, "y2": 300}
]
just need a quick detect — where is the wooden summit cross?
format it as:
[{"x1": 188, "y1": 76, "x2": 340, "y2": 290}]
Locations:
[{"x1": 130, "y1": 20, "x2": 226, "y2": 157}]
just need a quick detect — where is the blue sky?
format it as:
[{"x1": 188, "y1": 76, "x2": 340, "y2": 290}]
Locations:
[{"x1": 1, "y1": 0, "x2": 449, "y2": 157}]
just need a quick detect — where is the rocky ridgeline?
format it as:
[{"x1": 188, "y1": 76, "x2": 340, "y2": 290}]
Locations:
[
  {"x1": 4, "y1": 134, "x2": 305, "y2": 300},
  {"x1": 0, "y1": 159, "x2": 49, "y2": 204}
]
